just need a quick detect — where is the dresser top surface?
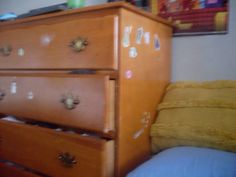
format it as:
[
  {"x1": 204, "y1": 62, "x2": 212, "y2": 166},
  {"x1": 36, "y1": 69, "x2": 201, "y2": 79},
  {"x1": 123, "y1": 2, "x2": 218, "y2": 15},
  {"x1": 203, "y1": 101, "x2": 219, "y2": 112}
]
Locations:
[{"x1": 0, "y1": 2, "x2": 172, "y2": 27}]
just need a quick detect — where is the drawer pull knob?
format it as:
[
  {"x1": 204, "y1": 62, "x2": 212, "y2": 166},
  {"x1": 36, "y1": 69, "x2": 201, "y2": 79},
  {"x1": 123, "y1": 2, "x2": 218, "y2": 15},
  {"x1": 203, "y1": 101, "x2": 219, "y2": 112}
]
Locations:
[
  {"x1": 70, "y1": 37, "x2": 88, "y2": 52},
  {"x1": 0, "y1": 91, "x2": 5, "y2": 100},
  {"x1": 58, "y1": 152, "x2": 77, "y2": 167},
  {"x1": 61, "y1": 94, "x2": 80, "y2": 110},
  {"x1": 0, "y1": 45, "x2": 12, "y2": 56}
]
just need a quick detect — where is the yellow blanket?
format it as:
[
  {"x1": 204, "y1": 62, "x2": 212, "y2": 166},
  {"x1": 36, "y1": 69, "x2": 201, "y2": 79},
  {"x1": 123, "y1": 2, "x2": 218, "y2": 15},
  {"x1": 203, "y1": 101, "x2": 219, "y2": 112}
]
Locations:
[{"x1": 151, "y1": 80, "x2": 236, "y2": 153}]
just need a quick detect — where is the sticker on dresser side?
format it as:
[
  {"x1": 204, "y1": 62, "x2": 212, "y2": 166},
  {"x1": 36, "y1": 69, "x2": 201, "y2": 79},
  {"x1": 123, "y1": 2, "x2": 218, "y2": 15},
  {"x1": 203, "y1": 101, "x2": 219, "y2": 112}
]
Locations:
[
  {"x1": 122, "y1": 26, "x2": 132, "y2": 48},
  {"x1": 125, "y1": 70, "x2": 133, "y2": 79},
  {"x1": 144, "y1": 32, "x2": 150, "y2": 45},
  {"x1": 136, "y1": 27, "x2": 144, "y2": 44},
  {"x1": 133, "y1": 112, "x2": 151, "y2": 139},
  {"x1": 129, "y1": 47, "x2": 138, "y2": 58},
  {"x1": 154, "y1": 34, "x2": 161, "y2": 51}
]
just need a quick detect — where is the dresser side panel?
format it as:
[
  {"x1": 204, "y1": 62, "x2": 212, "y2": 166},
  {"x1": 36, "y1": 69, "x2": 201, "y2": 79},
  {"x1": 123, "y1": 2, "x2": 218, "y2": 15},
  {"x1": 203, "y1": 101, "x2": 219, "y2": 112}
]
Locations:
[{"x1": 116, "y1": 9, "x2": 172, "y2": 177}]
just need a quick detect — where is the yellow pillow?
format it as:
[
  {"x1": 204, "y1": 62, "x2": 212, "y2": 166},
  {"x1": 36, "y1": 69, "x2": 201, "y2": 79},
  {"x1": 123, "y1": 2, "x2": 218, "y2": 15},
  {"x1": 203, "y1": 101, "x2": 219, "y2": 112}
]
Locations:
[{"x1": 151, "y1": 80, "x2": 236, "y2": 153}]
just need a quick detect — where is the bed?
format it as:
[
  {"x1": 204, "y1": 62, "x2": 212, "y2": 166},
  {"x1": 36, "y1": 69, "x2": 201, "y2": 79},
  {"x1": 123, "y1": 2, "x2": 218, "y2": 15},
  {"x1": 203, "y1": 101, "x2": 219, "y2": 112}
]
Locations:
[{"x1": 127, "y1": 80, "x2": 236, "y2": 177}]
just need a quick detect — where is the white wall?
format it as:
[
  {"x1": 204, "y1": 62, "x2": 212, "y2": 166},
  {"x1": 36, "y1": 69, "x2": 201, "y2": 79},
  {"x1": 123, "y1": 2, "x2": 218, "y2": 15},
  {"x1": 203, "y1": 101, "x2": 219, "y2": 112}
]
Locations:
[
  {"x1": 172, "y1": 0, "x2": 236, "y2": 81},
  {"x1": 0, "y1": 0, "x2": 235, "y2": 82}
]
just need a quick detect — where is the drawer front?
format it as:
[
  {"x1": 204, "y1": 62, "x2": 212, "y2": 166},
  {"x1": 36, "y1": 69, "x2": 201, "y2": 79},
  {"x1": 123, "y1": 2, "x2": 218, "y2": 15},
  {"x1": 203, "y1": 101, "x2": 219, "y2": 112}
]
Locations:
[
  {"x1": 0, "y1": 75, "x2": 115, "y2": 133},
  {"x1": 0, "y1": 16, "x2": 118, "y2": 69},
  {"x1": 0, "y1": 162, "x2": 42, "y2": 177},
  {"x1": 0, "y1": 120, "x2": 114, "y2": 177}
]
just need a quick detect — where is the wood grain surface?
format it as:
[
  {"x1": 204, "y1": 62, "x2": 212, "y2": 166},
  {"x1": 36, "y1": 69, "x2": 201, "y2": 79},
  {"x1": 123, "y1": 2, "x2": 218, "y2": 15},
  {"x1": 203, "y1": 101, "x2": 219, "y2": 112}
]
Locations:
[
  {"x1": 0, "y1": 75, "x2": 114, "y2": 133},
  {"x1": 116, "y1": 8, "x2": 172, "y2": 176},
  {"x1": 0, "y1": 120, "x2": 114, "y2": 177},
  {"x1": 0, "y1": 162, "x2": 42, "y2": 177},
  {"x1": 0, "y1": 16, "x2": 118, "y2": 70}
]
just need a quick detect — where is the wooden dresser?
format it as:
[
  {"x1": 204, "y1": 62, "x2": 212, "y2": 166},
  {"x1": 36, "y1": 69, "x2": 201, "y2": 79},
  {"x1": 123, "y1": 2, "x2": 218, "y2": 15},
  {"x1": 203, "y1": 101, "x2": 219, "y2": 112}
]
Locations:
[{"x1": 0, "y1": 2, "x2": 172, "y2": 177}]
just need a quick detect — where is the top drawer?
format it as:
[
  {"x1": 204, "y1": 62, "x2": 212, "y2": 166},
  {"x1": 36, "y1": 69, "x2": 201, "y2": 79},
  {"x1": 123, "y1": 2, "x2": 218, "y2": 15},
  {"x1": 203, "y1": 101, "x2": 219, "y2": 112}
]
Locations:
[{"x1": 0, "y1": 15, "x2": 118, "y2": 70}]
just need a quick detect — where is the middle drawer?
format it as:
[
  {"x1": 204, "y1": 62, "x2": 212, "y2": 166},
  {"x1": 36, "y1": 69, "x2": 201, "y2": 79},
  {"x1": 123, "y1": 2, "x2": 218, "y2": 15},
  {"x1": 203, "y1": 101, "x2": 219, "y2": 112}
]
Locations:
[{"x1": 0, "y1": 74, "x2": 115, "y2": 133}]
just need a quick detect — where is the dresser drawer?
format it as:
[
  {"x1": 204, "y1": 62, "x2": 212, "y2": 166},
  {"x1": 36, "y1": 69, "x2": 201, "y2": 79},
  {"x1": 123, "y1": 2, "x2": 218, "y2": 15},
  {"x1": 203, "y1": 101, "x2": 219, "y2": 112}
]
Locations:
[
  {"x1": 0, "y1": 15, "x2": 118, "y2": 69},
  {"x1": 0, "y1": 162, "x2": 42, "y2": 177},
  {"x1": 0, "y1": 75, "x2": 115, "y2": 133},
  {"x1": 0, "y1": 120, "x2": 114, "y2": 177}
]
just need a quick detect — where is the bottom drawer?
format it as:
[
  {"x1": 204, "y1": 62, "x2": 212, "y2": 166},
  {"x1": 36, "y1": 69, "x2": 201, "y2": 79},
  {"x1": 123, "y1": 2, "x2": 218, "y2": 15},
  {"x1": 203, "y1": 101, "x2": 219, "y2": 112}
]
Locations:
[
  {"x1": 0, "y1": 120, "x2": 114, "y2": 177},
  {"x1": 0, "y1": 162, "x2": 41, "y2": 177}
]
